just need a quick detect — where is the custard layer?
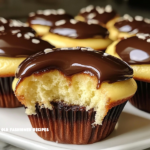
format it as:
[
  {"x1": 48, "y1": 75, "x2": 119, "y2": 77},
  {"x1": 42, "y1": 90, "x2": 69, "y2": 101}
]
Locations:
[
  {"x1": 30, "y1": 24, "x2": 50, "y2": 36},
  {"x1": 42, "y1": 33, "x2": 112, "y2": 50},
  {"x1": 0, "y1": 57, "x2": 26, "y2": 77}
]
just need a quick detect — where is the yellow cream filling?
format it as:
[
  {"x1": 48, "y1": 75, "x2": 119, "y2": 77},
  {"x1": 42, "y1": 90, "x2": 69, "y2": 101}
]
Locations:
[
  {"x1": 30, "y1": 24, "x2": 50, "y2": 36},
  {"x1": 75, "y1": 15, "x2": 85, "y2": 22},
  {"x1": 42, "y1": 33, "x2": 112, "y2": 50},
  {"x1": 0, "y1": 57, "x2": 26, "y2": 77},
  {"x1": 106, "y1": 16, "x2": 120, "y2": 28}
]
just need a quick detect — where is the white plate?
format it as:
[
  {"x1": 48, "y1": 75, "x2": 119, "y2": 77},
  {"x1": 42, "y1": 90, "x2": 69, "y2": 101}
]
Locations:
[{"x1": 0, "y1": 102, "x2": 150, "y2": 150}]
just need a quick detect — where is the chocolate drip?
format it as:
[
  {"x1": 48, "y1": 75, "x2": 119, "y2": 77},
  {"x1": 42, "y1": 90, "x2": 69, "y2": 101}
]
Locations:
[
  {"x1": 28, "y1": 9, "x2": 73, "y2": 26},
  {"x1": 79, "y1": 5, "x2": 117, "y2": 24},
  {"x1": 114, "y1": 19, "x2": 150, "y2": 34},
  {"x1": 16, "y1": 47, "x2": 133, "y2": 88},
  {"x1": 50, "y1": 20, "x2": 109, "y2": 39},
  {"x1": 0, "y1": 30, "x2": 54, "y2": 57},
  {"x1": 116, "y1": 36, "x2": 150, "y2": 64}
]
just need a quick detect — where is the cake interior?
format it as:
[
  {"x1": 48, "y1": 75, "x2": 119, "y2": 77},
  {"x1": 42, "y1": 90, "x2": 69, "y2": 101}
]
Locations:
[{"x1": 14, "y1": 70, "x2": 136, "y2": 125}]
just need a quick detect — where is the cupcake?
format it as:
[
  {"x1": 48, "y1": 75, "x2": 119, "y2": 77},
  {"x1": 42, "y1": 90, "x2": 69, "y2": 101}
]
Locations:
[
  {"x1": 0, "y1": 25, "x2": 54, "y2": 108},
  {"x1": 106, "y1": 34, "x2": 150, "y2": 113},
  {"x1": 109, "y1": 14, "x2": 150, "y2": 40},
  {"x1": 27, "y1": 9, "x2": 73, "y2": 36},
  {"x1": 14, "y1": 47, "x2": 137, "y2": 144},
  {"x1": 75, "y1": 5, "x2": 119, "y2": 29},
  {"x1": 42, "y1": 19, "x2": 112, "y2": 51}
]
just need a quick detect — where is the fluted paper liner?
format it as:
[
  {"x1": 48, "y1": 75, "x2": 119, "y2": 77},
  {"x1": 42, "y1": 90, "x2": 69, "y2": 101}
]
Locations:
[
  {"x1": 28, "y1": 101, "x2": 126, "y2": 144},
  {"x1": 0, "y1": 77, "x2": 22, "y2": 108},
  {"x1": 130, "y1": 80, "x2": 150, "y2": 113}
]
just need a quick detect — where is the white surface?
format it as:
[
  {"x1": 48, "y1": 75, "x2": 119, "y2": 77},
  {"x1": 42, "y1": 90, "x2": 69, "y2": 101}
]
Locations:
[
  {"x1": 0, "y1": 102, "x2": 150, "y2": 150},
  {"x1": 0, "y1": 140, "x2": 23, "y2": 150}
]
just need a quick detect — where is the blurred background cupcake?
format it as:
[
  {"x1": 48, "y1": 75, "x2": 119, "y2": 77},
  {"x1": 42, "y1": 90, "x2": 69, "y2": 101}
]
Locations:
[
  {"x1": 42, "y1": 19, "x2": 112, "y2": 50},
  {"x1": 106, "y1": 34, "x2": 150, "y2": 113},
  {"x1": 109, "y1": 14, "x2": 150, "y2": 40},
  {"x1": 0, "y1": 18, "x2": 54, "y2": 107},
  {"x1": 27, "y1": 9, "x2": 73, "y2": 37},
  {"x1": 75, "y1": 5, "x2": 119, "y2": 29}
]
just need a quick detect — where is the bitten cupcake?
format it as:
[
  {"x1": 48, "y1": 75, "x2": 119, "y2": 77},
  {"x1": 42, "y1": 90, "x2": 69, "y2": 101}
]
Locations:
[
  {"x1": 14, "y1": 47, "x2": 136, "y2": 144},
  {"x1": 27, "y1": 9, "x2": 73, "y2": 36},
  {"x1": 42, "y1": 19, "x2": 112, "y2": 50},
  {"x1": 109, "y1": 14, "x2": 150, "y2": 40},
  {"x1": 0, "y1": 26, "x2": 54, "y2": 108},
  {"x1": 75, "y1": 5, "x2": 119, "y2": 28},
  {"x1": 106, "y1": 34, "x2": 150, "y2": 113}
]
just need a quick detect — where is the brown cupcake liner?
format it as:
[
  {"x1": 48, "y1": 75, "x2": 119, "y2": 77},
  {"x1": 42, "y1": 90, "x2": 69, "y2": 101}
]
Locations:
[
  {"x1": 0, "y1": 77, "x2": 22, "y2": 108},
  {"x1": 28, "y1": 101, "x2": 127, "y2": 144},
  {"x1": 130, "y1": 80, "x2": 150, "y2": 113}
]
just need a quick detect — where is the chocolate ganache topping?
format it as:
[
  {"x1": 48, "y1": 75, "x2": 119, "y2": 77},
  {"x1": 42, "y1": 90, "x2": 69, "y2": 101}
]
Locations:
[
  {"x1": 50, "y1": 19, "x2": 109, "y2": 39},
  {"x1": 16, "y1": 47, "x2": 133, "y2": 88},
  {"x1": 28, "y1": 9, "x2": 73, "y2": 26},
  {"x1": 0, "y1": 29, "x2": 54, "y2": 57},
  {"x1": 114, "y1": 15, "x2": 150, "y2": 34},
  {"x1": 116, "y1": 34, "x2": 150, "y2": 64},
  {"x1": 0, "y1": 18, "x2": 35, "y2": 33},
  {"x1": 78, "y1": 5, "x2": 117, "y2": 24}
]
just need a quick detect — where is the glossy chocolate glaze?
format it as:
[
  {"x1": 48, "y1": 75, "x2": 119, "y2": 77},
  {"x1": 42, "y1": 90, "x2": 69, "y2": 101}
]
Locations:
[
  {"x1": 28, "y1": 9, "x2": 73, "y2": 26},
  {"x1": 0, "y1": 30, "x2": 54, "y2": 57},
  {"x1": 78, "y1": 5, "x2": 117, "y2": 24},
  {"x1": 116, "y1": 36, "x2": 150, "y2": 64},
  {"x1": 50, "y1": 19, "x2": 109, "y2": 39},
  {"x1": 16, "y1": 47, "x2": 133, "y2": 88},
  {"x1": 114, "y1": 18, "x2": 150, "y2": 34}
]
